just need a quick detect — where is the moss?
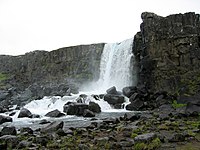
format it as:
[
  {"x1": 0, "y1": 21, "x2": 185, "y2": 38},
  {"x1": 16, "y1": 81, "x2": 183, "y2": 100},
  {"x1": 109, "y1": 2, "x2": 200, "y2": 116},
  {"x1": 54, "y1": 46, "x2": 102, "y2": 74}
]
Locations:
[
  {"x1": 148, "y1": 138, "x2": 161, "y2": 150},
  {"x1": 0, "y1": 73, "x2": 8, "y2": 81},
  {"x1": 131, "y1": 133, "x2": 138, "y2": 139},
  {"x1": 134, "y1": 142, "x2": 147, "y2": 150},
  {"x1": 172, "y1": 100, "x2": 186, "y2": 108}
]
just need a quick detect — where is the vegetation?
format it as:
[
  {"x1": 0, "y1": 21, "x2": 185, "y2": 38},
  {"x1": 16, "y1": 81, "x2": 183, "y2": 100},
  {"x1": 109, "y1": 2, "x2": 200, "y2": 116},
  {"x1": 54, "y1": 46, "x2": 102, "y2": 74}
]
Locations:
[
  {"x1": 0, "y1": 73, "x2": 8, "y2": 81},
  {"x1": 172, "y1": 100, "x2": 186, "y2": 108}
]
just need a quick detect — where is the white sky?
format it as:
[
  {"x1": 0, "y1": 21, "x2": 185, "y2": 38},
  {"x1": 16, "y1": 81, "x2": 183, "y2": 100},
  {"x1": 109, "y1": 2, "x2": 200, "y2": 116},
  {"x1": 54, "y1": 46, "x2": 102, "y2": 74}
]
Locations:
[{"x1": 0, "y1": 0, "x2": 200, "y2": 55}]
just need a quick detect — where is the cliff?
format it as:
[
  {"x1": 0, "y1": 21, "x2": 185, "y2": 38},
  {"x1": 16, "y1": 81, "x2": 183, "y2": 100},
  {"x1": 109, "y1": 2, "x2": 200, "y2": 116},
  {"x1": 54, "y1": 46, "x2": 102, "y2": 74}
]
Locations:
[
  {"x1": 0, "y1": 44, "x2": 104, "y2": 89},
  {"x1": 133, "y1": 12, "x2": 200, "y2": 95}
]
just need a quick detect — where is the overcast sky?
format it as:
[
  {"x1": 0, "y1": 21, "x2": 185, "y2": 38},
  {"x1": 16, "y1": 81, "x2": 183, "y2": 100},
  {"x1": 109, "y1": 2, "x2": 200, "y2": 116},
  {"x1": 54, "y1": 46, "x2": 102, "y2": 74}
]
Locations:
[{"x1": 0, "y1": 0, "x2": 200, "y2": 55}]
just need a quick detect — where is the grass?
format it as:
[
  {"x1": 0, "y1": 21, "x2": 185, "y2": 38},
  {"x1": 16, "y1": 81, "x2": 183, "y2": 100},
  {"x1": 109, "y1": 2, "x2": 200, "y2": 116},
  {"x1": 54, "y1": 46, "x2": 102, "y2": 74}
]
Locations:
[
  {"x1": 0, "y1": 73, "x2": 8, "y2": 81},
  {"x1": 172, "y1": 100, "x2": 187, "y2": 109}
]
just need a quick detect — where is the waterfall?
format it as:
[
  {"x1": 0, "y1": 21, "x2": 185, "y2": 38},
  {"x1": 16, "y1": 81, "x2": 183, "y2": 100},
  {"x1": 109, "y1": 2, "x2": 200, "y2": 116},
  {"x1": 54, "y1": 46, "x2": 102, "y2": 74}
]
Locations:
[{"x1": 97, "y1": 38, "x2": 135, "y2": 91}]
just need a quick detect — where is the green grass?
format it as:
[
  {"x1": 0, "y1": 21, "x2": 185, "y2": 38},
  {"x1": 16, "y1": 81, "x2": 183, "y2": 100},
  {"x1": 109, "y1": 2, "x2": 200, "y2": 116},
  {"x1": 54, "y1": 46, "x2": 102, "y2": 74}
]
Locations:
[
  {"x1": 172, "y1": 100, "x2": 187, "y2": 109},
  {"x1": 0, "y1": 73, "x2": 8, "y2": 81}
]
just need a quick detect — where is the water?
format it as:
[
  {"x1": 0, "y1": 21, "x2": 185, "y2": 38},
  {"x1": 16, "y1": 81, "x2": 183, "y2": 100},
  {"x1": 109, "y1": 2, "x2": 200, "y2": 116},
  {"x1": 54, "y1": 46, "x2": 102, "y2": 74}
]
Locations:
[
  {"x1": 1, "y1": 38, "x2": 136, "y2": 128},
  {"x1": 98, "y1": 38, "x2": 134, "y2": 91}
]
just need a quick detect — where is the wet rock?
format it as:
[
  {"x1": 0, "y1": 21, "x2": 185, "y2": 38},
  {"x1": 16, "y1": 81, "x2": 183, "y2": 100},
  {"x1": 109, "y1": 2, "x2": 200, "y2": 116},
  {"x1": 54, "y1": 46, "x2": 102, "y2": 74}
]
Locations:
[
  {"x1": 124, "y1": 113, "x2": 140, "y2": 121},
  {"x1": 63, "y1": 102, "x2": 88, "y2": 116},
  {"x1": 18, "y1": 108, "x2": 32, "y2": 118},
  {"x1": 104, "y1": 94, "x2": 125, "y2": 105},
  {"x1": 45, "y1": 109, "x2": 65, "y2": 118},
  {"x1": 83, "y1": 109, "x2": 95, "y2": 117},
  {"x1": 0, "y1": 115, "x2": 12, "y2": 124},
  {"x1": 76, "y1": 94, "x2": 88, "y2": 103},
  {"x1": 41, "y1": 121, "x2": 64, "y2": 133},
  {"x1": 122, "y1": 86, "x2": 137, "y2": 98},
  {"x1": 134, "y1": 133, "x2": 157, "y2": 143},
  {"x1": 1, "y1": 126, "x2": 17, "y2": 136},
  {"x1": 39, "y1": 119, "x2": 51, "y2": 124},
  {"x1": 20, "y1": 127, "x2": 33, "y2": 134},
  {"x1": 168, "y1": 133, "x2": 186, "y2": 142},
  {"x1": 106, "y1": 86, "x2": 120, "y2": 95},
  {"x1": 88, "y1": 101, "x2": 101, "y2": 113}
]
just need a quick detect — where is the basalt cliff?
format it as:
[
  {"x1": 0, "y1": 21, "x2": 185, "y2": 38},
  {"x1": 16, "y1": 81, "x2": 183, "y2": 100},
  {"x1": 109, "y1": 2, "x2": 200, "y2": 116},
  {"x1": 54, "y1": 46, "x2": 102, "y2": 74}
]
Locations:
[{"x1": 0, "y1": 12, "x2": 200, "y2": 105}]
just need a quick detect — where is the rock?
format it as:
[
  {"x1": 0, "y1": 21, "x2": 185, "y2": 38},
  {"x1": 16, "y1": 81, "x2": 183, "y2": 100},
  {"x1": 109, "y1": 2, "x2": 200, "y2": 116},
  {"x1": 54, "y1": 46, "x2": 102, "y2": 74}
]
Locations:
[
  {"x1": 35, "y1": 135, "x2": 48, "y2": 146},
  {"x1": 76, "y1": 94, "x2": 88, "y2": 103},
  {"x1": 106, "y1": 86, "x2": 120, "y2": 95},
  {"x1": 18, "y1": 108, "x2": 32, "y2": 118},
  {"x1": 0, "y1": 135, "x2": 18, "y2": 148},
  {"x1": 168, "y1": 133, "x2": 186, "y2": 142},
  {"x1": 104, "y1": 94, "x2": 125, "y2": 105},
  {"x1": 20, "y1": 127, "x2": 33, "y2": 134},
  {"x1": 41, "y1": 121, "x2": 64, "y2": 133},
  {"x1": 0, "y1": 115, "x2": 12, "y2": 124},
  {"x1": 17, "y1": 140, "x2": 32, "y2": 149},
  {"x1": 185, "y1": 102, "x2": 200, "y2": 116},
  {"x1": 63, "y1": 102, "x2": 88, "y2": 116},
  {"x1": 134, "y1": 133, "x2": 157, "y2": 143},
  {"x1": 39, "y1": 119, "x2": 51, "y2": 124},
  {"x1": 129, "y1": 93, "x2": 140, "y2": 103},
  {"x1": 88, "y1": 101, "x2": 101, "y2": 113},
  {"x1": 1, "y1": 126, "x2": 17, "y2": 136},
  {"x1": 124, "y1": 113, "x2": 140, "y2": 121},
  {"x1": 45, "y1": 109, "x2": 65, "y2": 117},
  {"x1": 83, "y1": 109, "x2": 95, "y2": 117},
  {"x1": 122, "y1": 86, "x2": 137, "y2": 98}
]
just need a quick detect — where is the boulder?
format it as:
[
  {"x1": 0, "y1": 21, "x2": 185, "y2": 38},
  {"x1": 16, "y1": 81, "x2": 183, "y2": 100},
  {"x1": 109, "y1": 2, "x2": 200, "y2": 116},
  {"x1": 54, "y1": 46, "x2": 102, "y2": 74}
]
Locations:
[
  {"x1": 83, "y1": 109, "x2": 95, "y2": 117},
  {"x1": 122, "y1": 86, "x2": 137, "y2": 98},
  {"x1": 18, "y1": 108, "x2": 32, "y2": 118},
  {"x1": 0, "y1": 115, "x2": 12, "y2": 124},
  {"x1": 185, "y1": 102, "x2": 200, "y2": 116},
  {"x1": 124, "y1": 113, "x2": 140, "y2": 121},
  {"x1": 20, "y1": 127, "x2": 33, "y2": 134},
  {"x1": 45, "y1": 109, "x2": 65, "y2": 118},
  {"x1": 106, "y1": 86, "x2": 120, "y2": 95},
  {"x1": 134, "y1": 133, "x2": 157, "y2": 143},
  {"x1": 63, "y1": 102, "x2": 88, "y2": 116},
  {"x1": 104, "y1": 94, "x2": 125, "y2": 105},
  {"x1": 0, "y1": 135, "x2": 18, "y2": 148},
  {"x1": 125, "y1": 99, "x2": 144, "y2": 111},
  {"x1": 88, "y1": 101, "x2": 101, "y2": 113},
  {"x1": 76, "y1": 94, "x2": 88, "y2": 103},
  {"x1": 41, "y1": 121, "x2": 64, "y2": 133},
  {"x1": 1, "y1": 126, "x2": 17, "y2": 136}
]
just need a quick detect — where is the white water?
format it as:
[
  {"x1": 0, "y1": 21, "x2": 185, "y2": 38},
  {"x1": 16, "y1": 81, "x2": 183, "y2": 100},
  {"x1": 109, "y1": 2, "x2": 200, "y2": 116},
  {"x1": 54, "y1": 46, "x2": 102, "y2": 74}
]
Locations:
[
  {"x1": 98, "y1": 38, "x2": 134, "y2": 91},
  {"x1": 3, "y1": 38, "x2": 136, "y2": 125}
]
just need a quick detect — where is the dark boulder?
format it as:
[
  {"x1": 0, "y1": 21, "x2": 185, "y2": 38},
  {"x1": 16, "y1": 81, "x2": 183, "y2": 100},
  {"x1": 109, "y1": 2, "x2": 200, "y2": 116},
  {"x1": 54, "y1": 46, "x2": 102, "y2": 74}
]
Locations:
[
  {"x1": 122, "y1": 86, "x2": 137, "y2": 98},
  {"x1": 83, "y1": 109, "x2": 95, "y2": 117},
  {"x1": 185, "y1": 102, "x2": 200, "y2": 116},
  {"x1": 63, "y1": 102, "x2": 88, "y2": 116},
  {"x1": 106, "y1": 86, "x2": 120, "y2": 95},
  {"x1": 18, "y1": 108, "x2": 32, "y2": 118},
  {"x1": 76, "y1": 94, "x2": 88, "y2": 103},
  {"x1": 20, "y1": 127, "x2": 33, "y2": 134},
  {"x1": 104, "y1": 94, "x2": 125, "y2": 105},
  {"x1": 125, "y1": 99, "x2": 144, "y2": 111},
  {"x1": 45, "y1": 109, "x2": 65, "y2": 118},
  {"x1": 1, "y1": 126, "x2": 17, "y2": 136},
  {"x1": 41, "y1": 121, "x2": 64, "y2": 133},
  {"x1": 0, "y1": 135, "x2": 18, "y2": 148},
  {"x1": 88, "y1": 101, "x2": 101, "y2": 113},
  {"x1": 124, "y1": 113, "x2": 141, "y2": 121},
  {"x1": 0, "y1": 115, "x2": 12, "y2": 124}
]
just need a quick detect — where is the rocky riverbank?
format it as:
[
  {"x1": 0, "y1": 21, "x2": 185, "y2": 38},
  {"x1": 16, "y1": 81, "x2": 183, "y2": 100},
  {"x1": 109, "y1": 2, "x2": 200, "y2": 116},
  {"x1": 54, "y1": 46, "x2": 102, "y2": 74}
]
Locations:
[{"x1": 0, "y1": 108, "x2": 199, "y2": 149}]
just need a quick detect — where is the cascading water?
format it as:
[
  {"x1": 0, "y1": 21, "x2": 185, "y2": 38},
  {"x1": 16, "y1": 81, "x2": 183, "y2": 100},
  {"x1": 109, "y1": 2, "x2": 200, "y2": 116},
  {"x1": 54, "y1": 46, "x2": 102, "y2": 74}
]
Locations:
[
  {"x1": 98, "y1": 38, "x2": 134, "y2": 91},
  {"x1": 5, "y1": 38, "x2": 137, "y2": 127}
]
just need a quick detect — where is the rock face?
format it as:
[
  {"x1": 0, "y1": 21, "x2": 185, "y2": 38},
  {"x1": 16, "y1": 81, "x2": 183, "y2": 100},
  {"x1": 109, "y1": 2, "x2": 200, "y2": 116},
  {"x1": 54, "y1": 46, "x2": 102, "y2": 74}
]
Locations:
[
  {"x1": 133, "y1": 12, "x2": 200, "y2": 94},
  {"x1": 0, "y1": 44, "x2": 104, "y2": 105}
]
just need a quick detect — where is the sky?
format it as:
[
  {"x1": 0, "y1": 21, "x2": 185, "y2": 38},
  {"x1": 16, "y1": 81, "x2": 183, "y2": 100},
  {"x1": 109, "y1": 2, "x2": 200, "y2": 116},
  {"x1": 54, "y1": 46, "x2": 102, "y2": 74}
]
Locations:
[{"x1": 0, "y1": 0, "x2": 200, "y2": 55}]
